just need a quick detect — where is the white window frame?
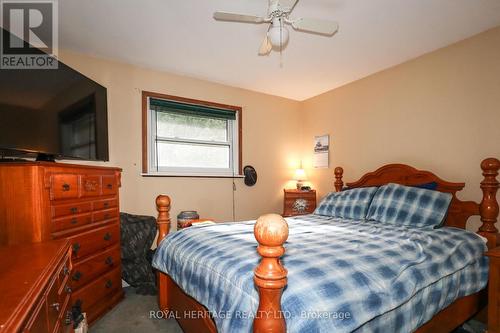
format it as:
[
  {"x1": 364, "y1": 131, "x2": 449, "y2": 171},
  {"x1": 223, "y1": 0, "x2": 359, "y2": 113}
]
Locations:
[{"x1": 144, "y1": 96, "x2": 241, "y2": 177}]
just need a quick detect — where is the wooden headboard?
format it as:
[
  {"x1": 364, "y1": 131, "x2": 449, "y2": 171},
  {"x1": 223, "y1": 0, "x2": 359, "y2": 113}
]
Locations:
[{"x1": 333, "y1": 158, "x2": 500, "y2": 249}]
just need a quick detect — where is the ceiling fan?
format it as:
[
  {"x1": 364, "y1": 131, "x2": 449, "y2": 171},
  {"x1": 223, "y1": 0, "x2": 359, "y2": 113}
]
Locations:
[{"x1": 213, "y1": 0, "x2": 339, "y2": 55}]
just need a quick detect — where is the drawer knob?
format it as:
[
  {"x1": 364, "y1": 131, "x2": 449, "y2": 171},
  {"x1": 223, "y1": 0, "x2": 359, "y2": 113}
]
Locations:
[
  {"x1": 71, "y1": 218, "x2": 78, "y2": 225},
  {"x1": 104, "y1": 202, "x2": 109, "y2": 208},
  {"x1": 70, "y1": 207, "x2": 78, "y2": 214},
  {"x1": 50, "y1": 302, "x2": 60, "y2": 312},
  {"x1": 103, "y1": 232, "x2": 112, "y2": 241},
  {"x1": 104, "y1": 213, "x2": 110, "y2": 219},
  {"x1": 63, "y1": 265, "x2": 70, "y2": 275},
  {"x1": 105, "y1": 256, "x2": 114, "y2": 266},
  {"x1": 105, "y1": 280, "x2": 113, "y2": 289},
  {"x1": 65, "y1": 285, "x2": 73, "y2": 294},
  {"x1": 65, "y1": 311, "x2": 72, "y2": 325},
  {"x1": 72, "y1": 243, "x2": 80, "y2": 254},
  {"x1": 72, "y1": 271, "x2": 82, "y2": 281},
  {"x1": 106, "y1": 184, "x2": 113, "y2": 189},
  {"x1": 62, "y1": 183, "x2": 71, "y2": 191}
]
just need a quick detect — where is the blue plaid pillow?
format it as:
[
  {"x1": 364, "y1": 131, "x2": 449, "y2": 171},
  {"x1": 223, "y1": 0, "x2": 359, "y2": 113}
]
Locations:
[
  {"x1": 314, "y1": 187, "x2": 378, "y2": 220},
  {"x1": 366, "y1": 183, "x2": 452, "y2": 228}
]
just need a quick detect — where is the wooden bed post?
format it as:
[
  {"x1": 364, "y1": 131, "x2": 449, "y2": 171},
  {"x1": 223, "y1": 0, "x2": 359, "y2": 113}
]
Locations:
[
  {"x1": 156, "y1": 195, "x2": 171, "y2": 311},
  {"x1": 253, "y1": 214, "x2": 289, "y2": 333},
  {"x1": 478, "y1": 158, "x2": 500, "y2": 249},
  {"x1": 334, "y1": 167, "x2": 344, "y2": 192}
]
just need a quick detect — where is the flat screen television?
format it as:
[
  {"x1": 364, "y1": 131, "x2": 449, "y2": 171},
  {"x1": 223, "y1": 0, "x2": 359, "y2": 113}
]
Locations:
[{"x1": 0, "y1": 29, "x2": 109, "y2": 162}]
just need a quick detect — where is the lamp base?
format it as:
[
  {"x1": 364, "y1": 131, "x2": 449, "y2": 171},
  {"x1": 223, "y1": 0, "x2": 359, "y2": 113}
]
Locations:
[{"x1": 296, "y1": 181, "x2": 304, "y2": 190}]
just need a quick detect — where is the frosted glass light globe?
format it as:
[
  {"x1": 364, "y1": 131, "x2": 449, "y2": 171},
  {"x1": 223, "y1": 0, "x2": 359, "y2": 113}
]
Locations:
[{"x1": 268, "y1": 24, "x2": 289, "y2": 48}]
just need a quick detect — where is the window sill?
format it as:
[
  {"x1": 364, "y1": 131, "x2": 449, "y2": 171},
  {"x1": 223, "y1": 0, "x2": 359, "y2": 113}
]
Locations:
[{"x1": 141, "y1": 172, "x2": 245, "y2": 179}]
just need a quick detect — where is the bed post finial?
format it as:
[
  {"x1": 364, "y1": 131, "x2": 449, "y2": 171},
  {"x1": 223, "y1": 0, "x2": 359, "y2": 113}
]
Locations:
[
  {"x1": 156, "y1": 195, "x2": 171, "y2": 312},
  {"x1": 156, "y1": 195, "x2": 171, "y2": 246},
  {"x1": 334, "y1": 167, "x2": 344, "y2": 192},
  {"x1": 478, "y1": 158, "x2": 500, "y2": 249},
  {"x1": 253, "y1": 214, "x2": 289, "y2": 333}
]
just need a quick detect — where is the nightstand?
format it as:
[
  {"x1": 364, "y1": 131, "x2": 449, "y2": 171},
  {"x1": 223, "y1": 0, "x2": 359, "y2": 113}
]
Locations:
[
  {"x1": 283, "y1": 189, "x2": 316, "y2": 217},
  {"x1": 487, "y1": 247, "x2": 500, "y2": 333}
]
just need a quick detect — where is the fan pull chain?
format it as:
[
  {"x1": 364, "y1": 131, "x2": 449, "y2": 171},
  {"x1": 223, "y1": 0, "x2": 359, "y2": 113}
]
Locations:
[{"x1": 280, "y1": 18, "x2": 284, "y2": 68}]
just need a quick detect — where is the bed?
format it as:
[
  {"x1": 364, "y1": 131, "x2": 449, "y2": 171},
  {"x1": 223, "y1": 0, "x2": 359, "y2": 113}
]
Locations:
[{"x1": 152, "y1": 158, "x2": 500, "y2": 333}]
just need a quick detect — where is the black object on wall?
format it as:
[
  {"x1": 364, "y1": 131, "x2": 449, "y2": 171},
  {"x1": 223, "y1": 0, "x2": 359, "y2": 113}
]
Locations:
[{"x1": 243, "y1": 165, "x2": 257, "y2": 186}]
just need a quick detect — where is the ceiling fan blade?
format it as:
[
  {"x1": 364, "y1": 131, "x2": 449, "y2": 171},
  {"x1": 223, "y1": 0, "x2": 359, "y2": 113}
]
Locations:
[
  {"x1": 258, "y1": 32, "x2": 272, "y2": 56},
  {"x1": 278, "y1": 0, "x2": 298, "y2": 13},
  {"x1": 291, "y1": 18, "x2": 339, "y2": 36},
  {"x1": 213, "y1": 11, "x2": 266, "y2": 24}
]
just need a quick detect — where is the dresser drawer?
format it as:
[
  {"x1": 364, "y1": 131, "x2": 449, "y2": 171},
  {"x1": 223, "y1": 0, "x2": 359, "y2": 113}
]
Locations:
[
  {"x1": 93, "y1": 198, "x2": 118, "y2": 211},
  {"x1": 59, "y1": 311, "x2": 73, "y2": 333},
  {"x1": 93, "y1": 208, "x2": 118, "y2": 223},
  {"x1": 58, "y1": 253, "x2": 71, "y2": 286},
  {"x1": 23, "y1": 297, "x2": 48, "y2": 333},
  {"x1": 58, "y1": 268, "x2": 73, "y2": 333},
  {"x1": 58, "y1": 278, "x2": 72, "y2": 309},
  {"x1": 72, "y1": 267, "x2": 121, "y2": 314},
  {"x1": 284, "y1": 197, "x2": 316, "y2": 207},
  {"x1": 50, "y1": 174, "x2": 79, "y2": 201},
  {"x1": 68, "y1": 224, "x2": 120, "y2": 260},
  {"x1": 102, "y1": 175, "x2": 118, "y2": 196},
  {"x1": 52, "y1": 213, "x2": 92, "y2": 233},
  {"x1": 46, "y1": 276, "x2": 61, "y2": 333},
  {"x1": 71, "y1": 245, "x2": 121, "y2": 291},
  {"x1": 81, "y1": 175, "x2": 101, "y2": 198},
  {"x1": 285, "y1": 191, "x2": 316, "y2": 199},
  {"x1": 52, "y1": 202, "x2": 92, "y2": 219}
]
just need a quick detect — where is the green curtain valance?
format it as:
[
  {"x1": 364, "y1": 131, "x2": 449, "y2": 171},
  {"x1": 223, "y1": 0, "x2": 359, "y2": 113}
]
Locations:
[{"x1": 150, "y1": 98, "x2": 236, "y2": 120}]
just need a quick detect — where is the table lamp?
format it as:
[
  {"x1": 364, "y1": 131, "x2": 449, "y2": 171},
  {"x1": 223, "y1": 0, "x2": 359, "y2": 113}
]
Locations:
[{"x1": 293, "y1": 168, "x2": 307, "y2": 190}]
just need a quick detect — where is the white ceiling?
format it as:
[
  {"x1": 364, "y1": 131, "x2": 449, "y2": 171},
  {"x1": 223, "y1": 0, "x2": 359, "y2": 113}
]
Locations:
[{"x1": 59, "y1": 0, "x2": 500, "y2": 101}]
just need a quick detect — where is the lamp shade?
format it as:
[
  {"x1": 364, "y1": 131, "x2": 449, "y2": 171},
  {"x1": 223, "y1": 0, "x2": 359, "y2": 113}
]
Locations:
[{"x1": 293, "y1": 168, "x2": 307, "y2": 181}]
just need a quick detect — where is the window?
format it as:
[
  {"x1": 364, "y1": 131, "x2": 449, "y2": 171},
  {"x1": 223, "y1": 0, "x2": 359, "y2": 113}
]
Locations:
[{"x1": 142, "y1": 92, "x2": 242, "y2": 177}]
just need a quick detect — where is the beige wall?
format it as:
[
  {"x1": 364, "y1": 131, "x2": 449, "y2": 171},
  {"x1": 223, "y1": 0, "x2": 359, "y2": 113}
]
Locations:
[
  {"x1": 301, "y1": 26, "x2": 500, "y2": 230},
  {"x1": 58, "y1": 25, "x2": 500, "y2": 230},
  {"x1": 59, "y1": 50, "x2": 302, "y2": 226}
]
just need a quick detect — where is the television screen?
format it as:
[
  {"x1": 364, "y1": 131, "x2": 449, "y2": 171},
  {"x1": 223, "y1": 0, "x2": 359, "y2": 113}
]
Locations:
[{"x1": 0, "y1": 29, "x2": 109, "y2": 161}]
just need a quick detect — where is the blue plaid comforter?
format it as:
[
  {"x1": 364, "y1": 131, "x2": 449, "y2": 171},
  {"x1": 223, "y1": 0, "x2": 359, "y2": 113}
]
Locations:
[{"x1": 152, "y1": 215, "x2": 488, "y2": 333}]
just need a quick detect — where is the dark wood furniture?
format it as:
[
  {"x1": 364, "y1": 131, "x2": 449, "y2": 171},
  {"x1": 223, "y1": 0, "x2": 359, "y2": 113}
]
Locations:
[
  {"x1": 487, "y1": 246, "x2": 500, "y2": 333},
  {"x1": 0, "y1": 162, "x2": 123, "y2": 325},
  {"x1": 0, "y1": 239, "x2": 72, "y2": 333},
  {"x1": 282, "y1": 189, "x2": 316, "y2": 217},
  {"x1": 154, "y1": 157, "x2": 499, "y2": 333}
]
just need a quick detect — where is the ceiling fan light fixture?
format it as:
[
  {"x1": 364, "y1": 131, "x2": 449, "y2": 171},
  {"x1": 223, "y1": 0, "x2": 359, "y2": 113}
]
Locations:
[
  {"x1": 268, "y1": 24, "x2": 289, "y2": 48},
  {"x1": 213, "y1": 0, "x2": 339, "y2": 56}
]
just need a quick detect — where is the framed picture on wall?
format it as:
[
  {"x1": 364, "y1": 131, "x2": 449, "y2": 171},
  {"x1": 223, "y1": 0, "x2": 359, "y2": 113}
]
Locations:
[{"x1": 313, "y1": 135, "x2": 329, "y2": 168}]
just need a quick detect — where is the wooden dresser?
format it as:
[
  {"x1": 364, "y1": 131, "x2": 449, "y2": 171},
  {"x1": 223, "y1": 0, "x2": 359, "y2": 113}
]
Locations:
[
  {"x1": 0, "y1": 162, "x2": 123, "y2": 324},
  {"x1": 0, "y1": 240, "x2": 72, "y2": 333}
]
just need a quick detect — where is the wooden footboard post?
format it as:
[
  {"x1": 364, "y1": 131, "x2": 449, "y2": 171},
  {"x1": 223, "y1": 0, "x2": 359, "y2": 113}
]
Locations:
[
  {"x1": 156, "y1": 195, "x2": 171, "y2": 311},
  {"x1": 253, "y1": 214, "x2": 289, "y2": 333},
  {"x1": 478, "y1": 158, "x2": 500, "y2": 249},
  {"x1": 334, "y1": 167, "x2": 344, "y2": 192}
]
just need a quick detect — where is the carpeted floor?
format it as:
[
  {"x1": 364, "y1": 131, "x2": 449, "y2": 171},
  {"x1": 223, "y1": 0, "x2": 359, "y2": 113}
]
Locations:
[{"x1": 91, "y1": 288, "x2": 182, "y2": 333}]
